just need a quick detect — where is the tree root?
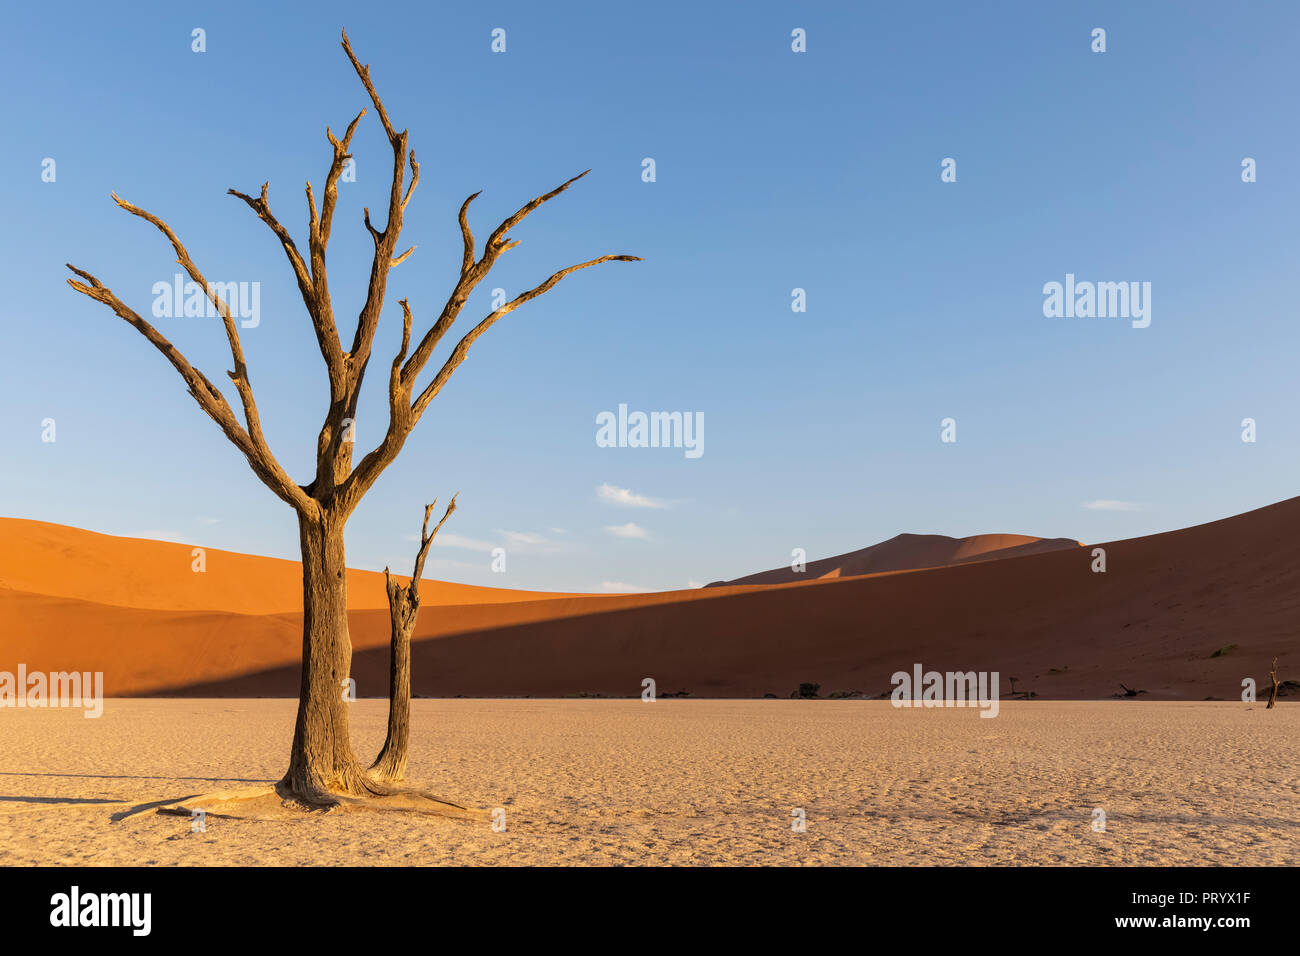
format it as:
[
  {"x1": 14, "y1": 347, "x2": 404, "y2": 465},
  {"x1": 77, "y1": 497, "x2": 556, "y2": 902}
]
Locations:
[{"x1": 156, "y1": 778, "x2": 488, "y2": 822}]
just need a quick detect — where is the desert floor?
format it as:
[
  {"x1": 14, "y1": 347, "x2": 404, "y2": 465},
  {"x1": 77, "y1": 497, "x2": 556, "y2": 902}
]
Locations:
[{"x1": 0, "y1": 699, "x2": 1295, "y2": 865}]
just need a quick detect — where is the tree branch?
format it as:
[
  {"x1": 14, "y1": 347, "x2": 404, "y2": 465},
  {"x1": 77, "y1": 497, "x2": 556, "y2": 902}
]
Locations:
[
  {"x1": 318, "y1": 108, "x2": 366, "y2": 246},
  {"x1": 337, "y1": 29, "x2": 412, "y2": 391},
  {"x1": 64, "y1": 262, "x2": 313, "y2": 514},
  {"x1": 301, "y1": 31, "x2": 416, "y2": 497},
  {"x1": 298, "y1": 108, "x2": 366, "y2": 397},
  {"x1": 390, "y1": 192, "x2": 484, "y2": 389},
  {"x1": 485, "y1": 169, "x2": 590, "y2": 253},
  {"x1": 106, "y1": 193, "x2": 306, "y2": 498},
  {"x1": 341, "y1": 29, "x2": 397, "y2": 143},
  {"x1": 399, "y1": 172, "x2": 593, "y2": 391},
  {"x1": 410, "y1": 254, "x2": 641, "y2": 422},
  {"x1": 227, "y1": 182, "x2": 313, "y2": 298},
  {"x1": 400, "y1": 151, "x2": 420, "y2": 215},
  {"x1": 227, "y1": 182, "x2": 343, "y2": 376},
  {"x1": 412, "y1": 493, "x2": 458, "y2": 585},
  {"x1": 458, "y1": 191, "x2": 481, "y2": 275},
  {"x1": 386, "y1": 298, "x2": 414, "y2": 432},
  {"x1": 342, "y1": 169, "x2": 640, "y2": 511}
]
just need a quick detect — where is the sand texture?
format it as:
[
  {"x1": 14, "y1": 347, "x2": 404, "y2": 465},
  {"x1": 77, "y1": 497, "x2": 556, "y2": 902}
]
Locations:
[{"x1": 0, "y1": 699, "x2": 1294, "y2": 866}]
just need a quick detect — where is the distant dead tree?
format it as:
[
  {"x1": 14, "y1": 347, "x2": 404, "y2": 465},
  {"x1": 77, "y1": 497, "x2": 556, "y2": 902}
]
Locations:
[
  {"x1": 371, "y1": 495, "x2": 457, "y2": 782},
  {"x1": 66, "y1": 30, "x2": 639, "y2": 808},
  {"x1": 1267, "y1": 657, "x2": 1280, "y2": 709}
]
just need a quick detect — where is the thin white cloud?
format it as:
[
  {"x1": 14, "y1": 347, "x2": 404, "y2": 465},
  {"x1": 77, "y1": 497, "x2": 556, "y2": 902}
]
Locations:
[
  {"x1": 606, "y1": 522, "x2": 650, "y2": 540},
  {"x1": 501, "y1": 530, "x2": 547, "y2": 548},
  {"x1": 602, "y1": 581, "x2": 650, "y2": 593},
  {"x1": 433, "y1": 532, "x2": 497, "y2": 552},
  {"x1": 1083, "y1": 499, "x2": 1141, "y2": 512},
  {"x1": 597, "y1": 483, "x2": 667, "y2": 509},
  {"x1": 434, "y1": 529, "x2": 568, "y2": 555},
  {"x1": 687, "y1": 580, "x2": 704, "y2": 589},
  {"x1": 423, "y1": 557, "x2": 482, "y2": 571},
  {"x1": 499, "y1": 530, "x2": 570, "y2": 554}
]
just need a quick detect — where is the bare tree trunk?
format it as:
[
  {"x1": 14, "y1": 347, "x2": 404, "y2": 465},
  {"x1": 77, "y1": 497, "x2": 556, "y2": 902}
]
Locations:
[
  {"x1": 371, "y1": 496, "x2": 456, "y2": 782},
  {"x1": 1267, "y1": 656, "x2": 1280, "y2": 709},
  {"x1": 371, "y1": 573, "x2": 419, "y2": 781},
  {"x1": 282, "y1": 511, "x2": 375, "y2": 803}
]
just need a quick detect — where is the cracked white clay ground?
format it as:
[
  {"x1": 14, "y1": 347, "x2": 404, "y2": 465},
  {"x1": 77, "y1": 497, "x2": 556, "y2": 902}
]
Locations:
[{"x1": 0, "y1": 699, "x2": 1294, "y2": 865}]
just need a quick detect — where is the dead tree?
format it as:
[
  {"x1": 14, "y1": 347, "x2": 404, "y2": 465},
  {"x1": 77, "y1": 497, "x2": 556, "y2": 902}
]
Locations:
[
  {"x1": 371, "y1": 495, "x2": 457, "y2": 782},
  {"x1": 65, "y1": 30, "x2": 639, "y2": 807},
  {"x1": 1267, "y1": 656, "x2": 1280, "y2": 709}
]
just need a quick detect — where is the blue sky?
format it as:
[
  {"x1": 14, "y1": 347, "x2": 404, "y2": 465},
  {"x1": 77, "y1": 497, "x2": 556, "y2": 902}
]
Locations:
[{"x1": 3, "y1": 1, "x2": 1298, "y2": 592}]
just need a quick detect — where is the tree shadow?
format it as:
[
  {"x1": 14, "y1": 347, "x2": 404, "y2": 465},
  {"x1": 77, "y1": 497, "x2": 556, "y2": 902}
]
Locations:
[
  {"x1": 0, "y1": 794, "x2": 119, "y2": 805},
  {"x1": 111, "y1": 795, "x2": 203, "y2": 822},
  {"x1": 0, "y1": 771, "x2": 272, "y2": 782}
]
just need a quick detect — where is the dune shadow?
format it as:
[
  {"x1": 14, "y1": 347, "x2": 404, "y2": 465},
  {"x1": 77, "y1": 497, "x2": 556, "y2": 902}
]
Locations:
[{"x1": 137, "y1": 551, "x2": 1300, "y2": 700}]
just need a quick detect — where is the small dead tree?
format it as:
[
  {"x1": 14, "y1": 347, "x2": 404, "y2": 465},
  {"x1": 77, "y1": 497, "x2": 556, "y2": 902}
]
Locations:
[
  {"x1": 65, "y1": 30, "x2": 639, "y2": 808},
  {"x1": 371, "y1": 494, "x2": 457, "y2": 782},
  {"x1": 1267, "y1": 656, "x2": 1281, "y2": 709}
]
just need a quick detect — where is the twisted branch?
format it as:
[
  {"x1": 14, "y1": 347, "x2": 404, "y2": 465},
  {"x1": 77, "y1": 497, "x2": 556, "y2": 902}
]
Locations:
[{"x1": 64, "y1": 260, "x2": 312, "y2": 514}]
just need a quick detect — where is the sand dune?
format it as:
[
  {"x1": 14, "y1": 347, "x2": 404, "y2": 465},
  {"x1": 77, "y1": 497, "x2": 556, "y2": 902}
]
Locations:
[
  {"x1": 707, "y1": 532, "x2": 1082, "y2": 586},
  {"x1": 2, "y1": 499, "x2": 1298, "y2": 700},
  {"x1": 0, "y1": 517, "x2": 581, "y2": 613}
]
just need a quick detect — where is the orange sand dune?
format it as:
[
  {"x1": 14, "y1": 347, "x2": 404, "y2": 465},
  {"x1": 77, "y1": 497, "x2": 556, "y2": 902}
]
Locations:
[
  {"x1": 708, "y1": 532, "x2": 1082, "y2": 586},
  {"x1": 2, "y1": 499, "x2": 1298, "y2": 700},
  {"x1": 0, "y1": 517, "x2": 584, "y2": 614}
]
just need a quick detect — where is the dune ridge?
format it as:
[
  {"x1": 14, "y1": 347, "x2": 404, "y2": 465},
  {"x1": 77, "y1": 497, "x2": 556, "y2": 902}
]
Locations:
[
  {"x1": 0, "y1": 517, "x2": 583, "y2": 614},
  {"x1": 2, "y1": 499, "x2": 1298, "y2": 701},
  {"x1": 707, "y1": 532, "x2": 1082, "y2": 586}
]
